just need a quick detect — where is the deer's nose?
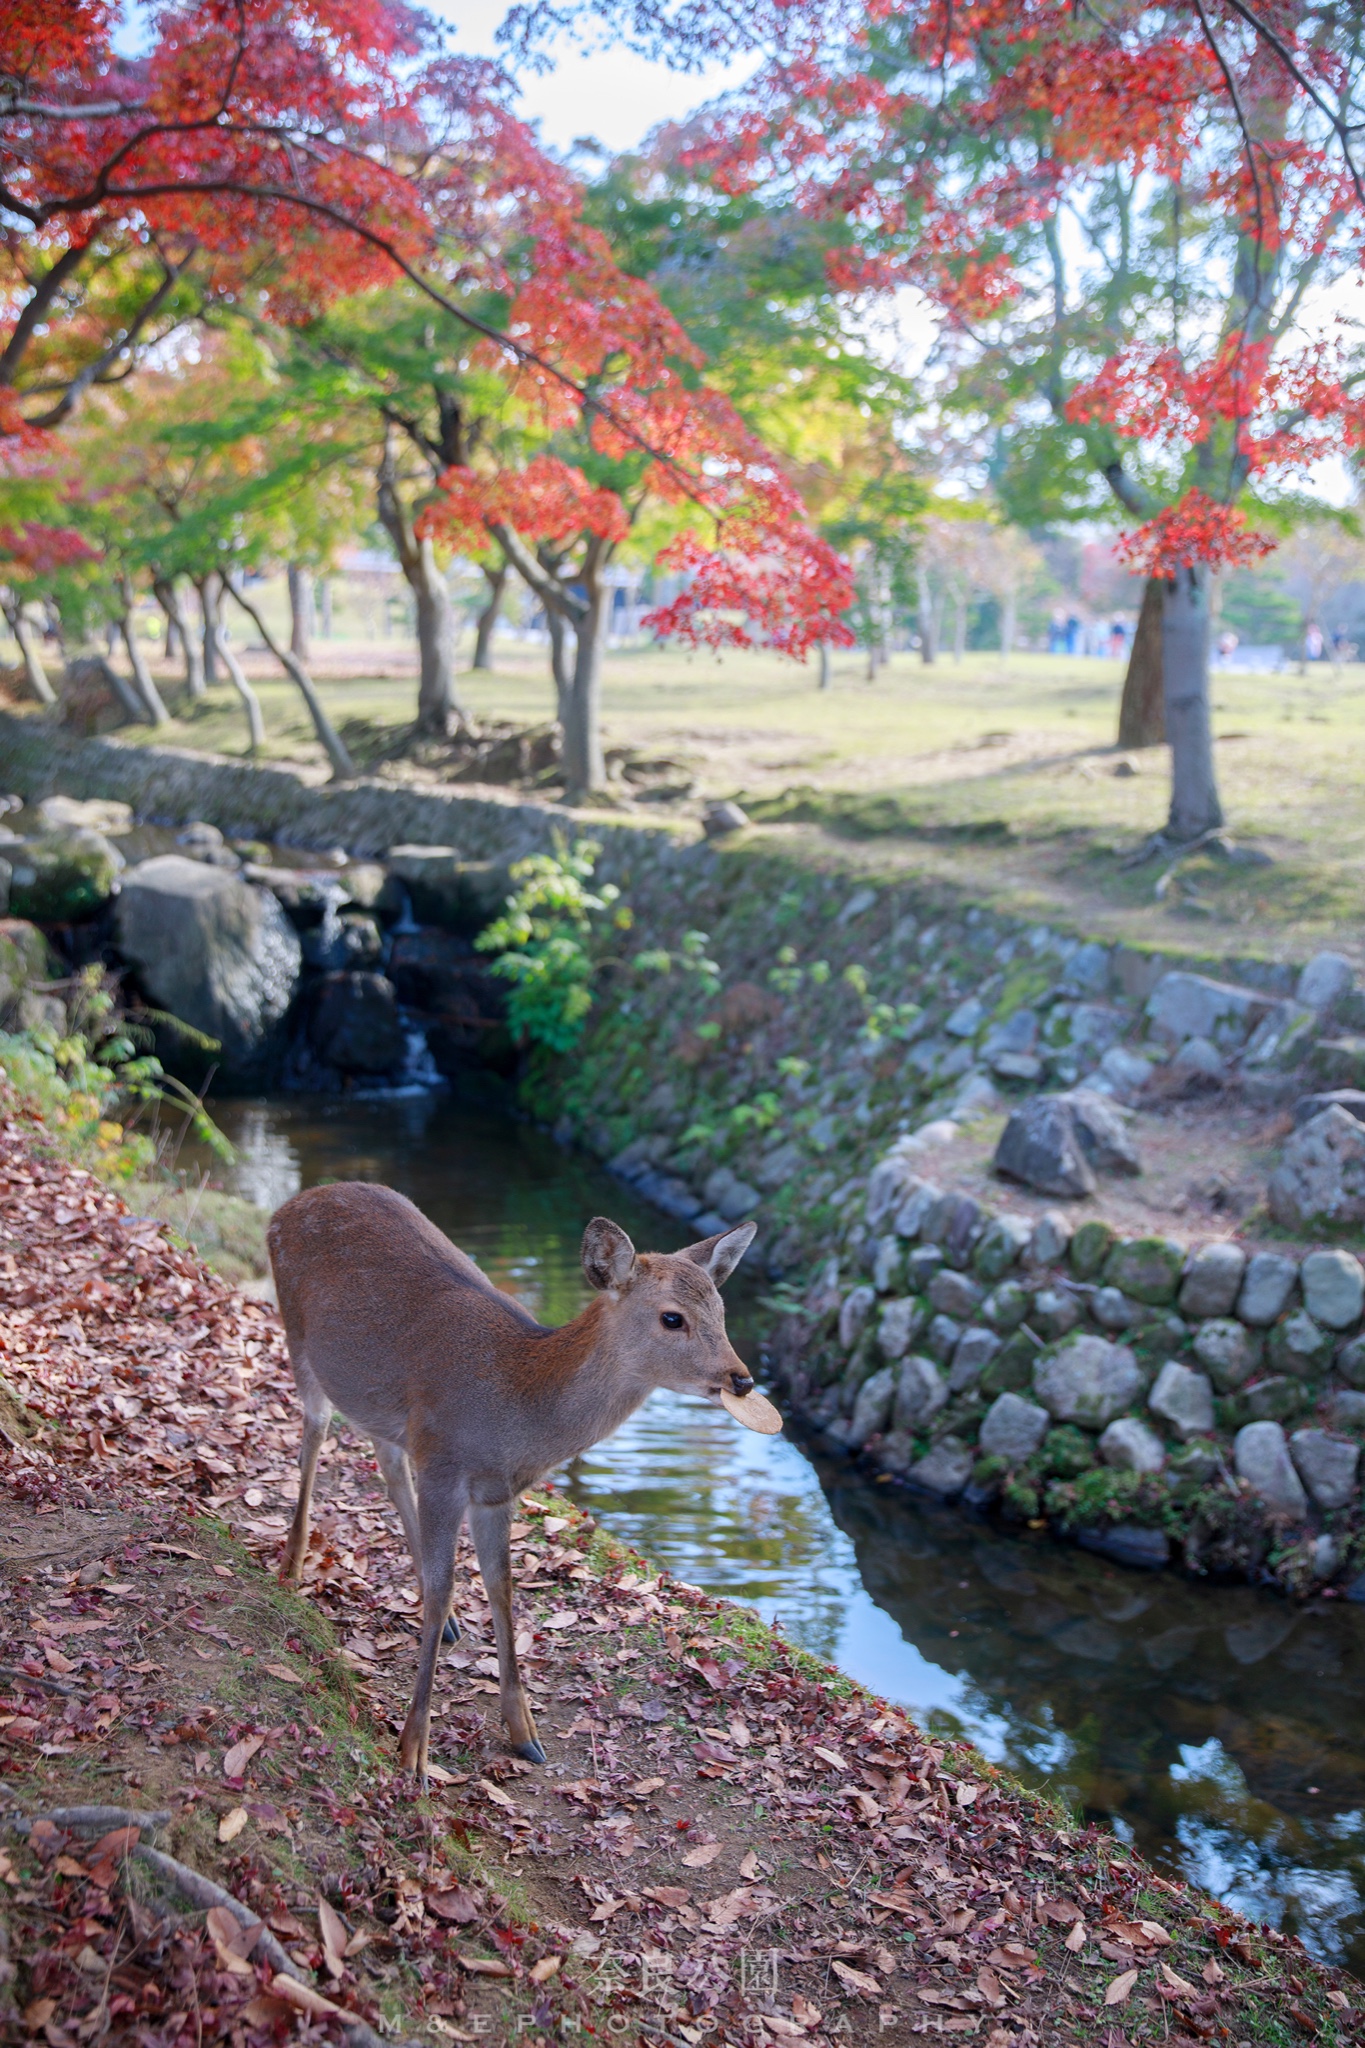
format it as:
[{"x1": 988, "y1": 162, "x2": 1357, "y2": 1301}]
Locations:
[{"x1": 727, "y1": 1369, "x2": 755, "y2": 1397}]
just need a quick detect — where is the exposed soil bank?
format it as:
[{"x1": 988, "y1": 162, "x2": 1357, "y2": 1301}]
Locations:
[{"x1": 1, "y1": 1099, "x2": 1363, "y2": 2048}]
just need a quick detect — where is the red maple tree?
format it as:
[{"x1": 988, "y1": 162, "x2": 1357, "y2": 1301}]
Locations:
[{"x1": 538, "y1": 0, "x2": 1365, "y2": 839}]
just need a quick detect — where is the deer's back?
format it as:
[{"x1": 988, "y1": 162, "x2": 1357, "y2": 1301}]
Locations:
[{"x1": 268, "y1": 1181, "x2": 548, "y2": 1449}]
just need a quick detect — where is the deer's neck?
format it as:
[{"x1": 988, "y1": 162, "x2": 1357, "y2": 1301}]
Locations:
[{"x1": 525, "y1": 1299, "x2": 652, "y2": 1465}]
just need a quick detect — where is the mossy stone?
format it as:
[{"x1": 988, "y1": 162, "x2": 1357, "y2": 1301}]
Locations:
[
  {"x1": 1243, "y1": 1375, "x2": 1309, "y2": 1424},
  {"x1": 1070, "y1": 1219, "x2": 1118, "y2": 1279},
  {"x1": 1102, "y1": 1236, "x2": 1184, "y2": 1307},
  {"x1": 979, "y1": 1332, "x2": 1037, "y2": 1396},
  {"x1": 1267, "y1": 1308, "x2": 1333, "y2": 1380},
  {"x1": 8, "y1": 829, "x2": 123, "y2": 923}
]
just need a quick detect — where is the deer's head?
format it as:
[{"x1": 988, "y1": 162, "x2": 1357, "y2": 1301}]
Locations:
[{"x1": 581, "y1": 1215, "x2": 756, "y2": 1403}]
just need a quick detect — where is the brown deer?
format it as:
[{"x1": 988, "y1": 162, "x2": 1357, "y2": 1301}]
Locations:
[{"x1": 267, "y1": 1182, "x2": 767, "y2": 1782}]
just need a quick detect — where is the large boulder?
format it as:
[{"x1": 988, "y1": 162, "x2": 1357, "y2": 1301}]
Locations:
[
  {"x1": 848, "y1": 1366, "x2": 897, "y2": 1449},
  {"x1": 1145, "y1": 970, "x2": 1273, "y2": 1050},
  {"x1": 993, "y1": 1094, "x2": 1094, "y2": 1196},
  {"x1": 115, "y1": 855, "x2": 301, "y2": 1079},
  {"x1": 308, "y1": 971, "x2": 407, "y2": 1076},
  {"x1": 1034, "y1": 1334, "x2": 1142, "y2": 1430},
  {"x1": 1268, "y1": 1106, "x2": 1365, "y2": 1229},
  {"x1": 1234, "y1": 1421, "x2": 1308, "y2": 1516},
  {"x1": 1102, "y1": 1236, "x2": 1183, "y2": 1306},
  {"x1": 905, "y1": 1439, "x2": 974, "y2": 1498},
  {"x1": 8, "y1": 827, "x2": 123, "y2": 923},
  {"x1": 1297, "y1": 951, "x2": 1354, "y2": 1014}
]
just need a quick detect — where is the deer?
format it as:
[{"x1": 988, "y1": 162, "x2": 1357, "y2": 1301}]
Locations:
[{"x1": 267, "y1": 1181, "x2": 775, "y2": 1783}]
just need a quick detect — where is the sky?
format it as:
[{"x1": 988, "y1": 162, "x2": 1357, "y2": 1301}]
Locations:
[{"x1": 445, "y1": 0, "x2": 753, "y2": 154}]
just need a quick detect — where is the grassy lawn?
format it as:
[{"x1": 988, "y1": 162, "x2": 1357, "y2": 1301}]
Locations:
[{"x1": 45, "y1": 627, "x2": 1365, "y2": 961}]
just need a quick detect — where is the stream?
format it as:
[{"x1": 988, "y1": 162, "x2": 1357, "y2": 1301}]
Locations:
[{"x1": 191, "y1": 1089, "x2": 1365, "y2": 1976}]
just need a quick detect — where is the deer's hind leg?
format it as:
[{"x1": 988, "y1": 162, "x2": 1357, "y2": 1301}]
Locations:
[
  {"x1": 374, "y1": 1437, "x2": 459, "y2": 1644},
  {"x1": 470, "y1": 1499, "x2": 544, "y2": 1764},
  {"x1": 280, "y1": 1358, "x2": 330, "y2": 1584}
]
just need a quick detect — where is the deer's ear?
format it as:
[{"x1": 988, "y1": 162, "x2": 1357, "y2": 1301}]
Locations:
[
  {"x1": 582, "y1": 1217, "x2": 637, "y2": 1291},
  {"x1": 683, "y1": 1219, "x2": 756, "y2": 1287}
]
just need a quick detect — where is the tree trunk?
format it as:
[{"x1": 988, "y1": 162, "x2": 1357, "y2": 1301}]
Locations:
[
  {"x1": 952, "y1": 591, "x2": 968, "y2": 662},
  {"x1": 198, "y1": 577, "x2": 264, "y2": 752},
  {"x1": 200, "y1": 574, "x2": 220, "y2": 684},
  {"x1": 154, "y1": 577, "x2": 205, "y2": 698},
  {"x1": 916, "y1": 562, "x2": 937, "y2": 664},
  {"x1": 287, "y1": 563, "x2": 315, "y2": 661},
  {"x1": 2, "y1": 598, "x2": 57, "y2": 706},
  {"x1": 561, "y1": 576, "x2": 608, "y2": 793},
  {"x1": 225, "y1": 579, "x2": 355, "y2": 781},
  {"x1": 1118, "y1": 575, "x2": 1166, "y2": 747},
  {"x1": 1001, "y1": 587, "x2": 1017, "y2": 659},
  {"x1": 1162, "y1": 563, "x2": 1223, "y2": 841},
  {"x1": 319, "y1": 579, "x2": 333, "y2": 637},
  {"x1": 818, "y1": 642, "x2": 831, "y2": 690},
  {"x1": 547, "y1": 609, "x2": 574, "y2": 727},
  {"x1": 118, "y1": 579, "x2": 169, "y2": 724},
  {"x1": 472, "y1": 562, "x2": 507, "y2": 670},
  {"x1": 376, "y1": 449, "x2": 470, "y2": 738}
]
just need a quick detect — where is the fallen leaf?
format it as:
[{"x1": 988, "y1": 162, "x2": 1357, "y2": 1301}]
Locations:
[
  {"x1": 265, "y1": 1662, "x2": 303, "y2": 1684},
  {"x1": 223, "y1": 1734, "x2": 263, "y2": 1779},
  {"x1": 23, "y1": 1998, "x2": 57, "y2": 2028},
  {"x1": 1043, "y1": 1898, "x2": 1083, "y2": 1925},
  {"x1": 87, "y1": 1826, "x2": 139, "y2": 1866},
  {"x1": 43, "y1": 1645, "x2": 75, "y2": 1675},
  {"x1": 478, "y1": 1777, "x2": 516, "y2": 1810},
  {"x1": 643, "y1": 1886, "x2": 690, "y2": 1909},
  {"x1": 217, "y1": 1807, "x2": 248, "y2": 1844},
  {"x1": 1159, "y1": 1962, "x2": 1196, "y2": 1996},
  {"x1": 427, "y1": 1887, "x2": 479, "y2": 1924},
  {"x1": 791, "y1": 1996, "x2": 822, "y2": 2029},
  {"x1": 1138, "y1": 1920, "x2": 1173, "y2": 1947},
  {"x1": 812, "y1": 1746, "x2": 847, "y2": 1771},
  {"x1": 1327, "y1": 1990, "x2": 1350, "y2": 2011},
  {"x1": 544, "y1": 1610, "x2": 577, "y2": 1630},
  {"x1": 740, "y1": 1850, "x2": 761, "y2": 1880},
  {"x1": 628, "y1": 1778, "x2": 666, "y2": 1797},
  {"x1": 728, "y1": 1719, "x2": 751, "y2": 1748},
  {"x1": 682, "y1": 1840, "x2": 723, "y2": 1868},
  {"x1": 831, "y1": 1960, "x2": 881, "y2": 1998},
  {"x1": 977, "y1": 1967, "x2": 1004, "y2": 2008},
  {"x1": 270, "y1": 1974, "x2": 341, "y2": 2017},
  {"x1": 1105, "y1": 1970, "x2": 1140, "y2": 2007},
  {"x1": 1065, "y1": 1918, "x2": 1087, "y2": 1952},
  {"x1": 458, "y1": 1956, "x2": 514, "y2": 1977},
  {"x1": 530, "y1": 1957, "x2": 561, "y2": 1984},
  {"x1": 1202, "y1": 1957, "x2": 1225, "y2": 1987},
  {"x1": 318, "y1": 1897, "x2": 349, "y2": 1976},
  {"x1": 590, "y1": 1897, "x2": 625, "y2": 1922}
]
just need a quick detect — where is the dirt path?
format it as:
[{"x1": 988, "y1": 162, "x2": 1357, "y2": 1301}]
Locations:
[{"x1": 0, "y1": 1096, "x2": 1360, "y2": 2048}]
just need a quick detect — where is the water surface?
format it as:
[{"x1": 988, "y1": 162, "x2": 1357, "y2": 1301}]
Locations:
[{"x1": 195, "y1": 1092, "x2": 1365, "y2": 1976}]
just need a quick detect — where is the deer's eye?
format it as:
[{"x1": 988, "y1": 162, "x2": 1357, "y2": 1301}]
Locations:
[{"x1": 660, "y1": 1311, "x2": 685, "y2": 1330}]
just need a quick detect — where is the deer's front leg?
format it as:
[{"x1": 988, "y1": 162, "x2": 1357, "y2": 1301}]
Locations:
[
  {"x1": 469, "y1": 1499, "x2": 545, "y2": 1764},
  {"x1": 399, "y1": 1469, "x2": 466, "y2": 1786}
]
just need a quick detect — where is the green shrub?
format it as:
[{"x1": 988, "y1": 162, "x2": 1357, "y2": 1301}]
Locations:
[{"x1": 476, "y1": 839, "x2": 627, "y2": 1054}]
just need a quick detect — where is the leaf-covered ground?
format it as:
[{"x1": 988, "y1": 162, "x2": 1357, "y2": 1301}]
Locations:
[{"x1": 0, "y1": 1094, "x2": 1361, "y2": 2048}]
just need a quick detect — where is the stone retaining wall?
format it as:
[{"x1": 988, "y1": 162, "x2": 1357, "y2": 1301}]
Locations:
[{"x1": 770, "y1": 1144, "x2": 1365, "y2": 1592}]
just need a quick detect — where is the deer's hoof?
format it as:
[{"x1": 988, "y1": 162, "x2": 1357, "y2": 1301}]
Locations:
[
  {"x1": 441, "y1": 1617, "x2": 460, "y2": 1645},
  {"x1": 515, "y1": 1738, "x2": 547, "y2": 1765}
]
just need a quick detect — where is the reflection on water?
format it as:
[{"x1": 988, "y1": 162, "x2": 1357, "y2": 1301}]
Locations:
[{"x1": 196, "y1": 1092, "x2": 1365, "y2": 1977}]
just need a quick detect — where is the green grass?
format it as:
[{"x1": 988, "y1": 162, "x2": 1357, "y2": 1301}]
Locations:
[{"x1": 41, "y1": 628, "x2": 1365, "y2": 958}]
